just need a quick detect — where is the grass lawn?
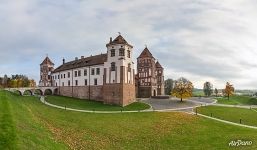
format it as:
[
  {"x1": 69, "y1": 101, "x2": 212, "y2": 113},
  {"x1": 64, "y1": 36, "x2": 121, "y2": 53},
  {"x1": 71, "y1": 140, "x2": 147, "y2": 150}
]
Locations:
[
  {"x1": 193, "y1": 89, "x2": 205, "y2": 97},
  {"x1": 1, "y1": 90, "x2": 257, "y2": 149},
  {"x1": 45, "y1": 95, "x2": 150, "y2": 111},
  {"x1": 217, "y1": 95, "x2": 257, "y2": 105},
  {"x1": 197, "y1": 106, "x2": 257, "y2": 127}
]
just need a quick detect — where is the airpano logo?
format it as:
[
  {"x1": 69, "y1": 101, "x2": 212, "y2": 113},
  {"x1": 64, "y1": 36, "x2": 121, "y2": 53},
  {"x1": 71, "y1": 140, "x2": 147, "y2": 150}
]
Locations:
[{"x1": 228, "y1": 140, "x2": 252, "y2": 147}]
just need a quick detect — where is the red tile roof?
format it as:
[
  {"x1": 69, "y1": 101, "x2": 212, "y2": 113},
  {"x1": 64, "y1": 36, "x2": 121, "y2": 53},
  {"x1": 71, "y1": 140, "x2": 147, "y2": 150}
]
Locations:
[
  {"x1": 53, "y1": 54, "x2": 107, "y2": 73},
  {"x1": 40, "y1": 57, "x2": 54, "y2": 65},
  {"x1": 106, "y1": 35, "x2": 133, "y2": 47},
  {"x1": 155, "y1": 61, "x2": 163, "y2": 68},
  {"x1": 138, "y1": 47, "x2": 155, "y2": 59}
]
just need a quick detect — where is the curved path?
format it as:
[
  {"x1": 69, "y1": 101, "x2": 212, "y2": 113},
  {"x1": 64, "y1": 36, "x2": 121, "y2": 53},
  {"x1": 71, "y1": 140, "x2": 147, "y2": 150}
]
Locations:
[
  {"x1": 39, "y1": 96, "x2": 257, "y2": 130},
  {"x1": 40, "y1": 96, "x2": 154, "y2": 114}
]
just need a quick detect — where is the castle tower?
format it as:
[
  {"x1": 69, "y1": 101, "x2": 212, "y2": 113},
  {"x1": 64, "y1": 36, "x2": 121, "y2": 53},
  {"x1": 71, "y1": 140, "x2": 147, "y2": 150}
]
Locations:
[
  {"x1": 103, "y1": 34, "x2": 135, "y2": 106},
  {"x1": 39, "y1": 56, "x2": 54, "y2": 87},
  {"x1": 155, "y1": 61, "x2": 165, "y2": 95},
  {"x1": 137, "y1": 47, "x2": 157, "y2": 98}
]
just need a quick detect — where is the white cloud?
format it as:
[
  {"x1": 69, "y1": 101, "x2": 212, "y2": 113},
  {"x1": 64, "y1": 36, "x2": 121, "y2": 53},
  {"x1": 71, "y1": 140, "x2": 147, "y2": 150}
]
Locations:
[{"x1": 0, "y1": 0, "x2": 257, "y2": 89}]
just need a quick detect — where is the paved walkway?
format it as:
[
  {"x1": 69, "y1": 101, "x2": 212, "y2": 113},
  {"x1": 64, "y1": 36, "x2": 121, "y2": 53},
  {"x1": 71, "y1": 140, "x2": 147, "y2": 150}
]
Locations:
[
  {"x1": 40, "y1": 96, "x2": 154, "y2": 114},
  {"x1": 140, "y1": 97, "x2": 216, "y2": 111}
]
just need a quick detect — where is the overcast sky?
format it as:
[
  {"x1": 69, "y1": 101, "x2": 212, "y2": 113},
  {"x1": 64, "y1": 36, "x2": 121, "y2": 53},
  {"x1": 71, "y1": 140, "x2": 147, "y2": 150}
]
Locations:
[{"x1": 1, "y1": 0, "x2": 257, "y2": 89}]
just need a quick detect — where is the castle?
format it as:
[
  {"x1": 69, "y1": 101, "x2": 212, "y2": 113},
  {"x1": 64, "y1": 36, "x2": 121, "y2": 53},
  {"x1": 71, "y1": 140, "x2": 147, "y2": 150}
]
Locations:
[{"x1": 39, "y1": 35, "x2": 164, "y2": 106}]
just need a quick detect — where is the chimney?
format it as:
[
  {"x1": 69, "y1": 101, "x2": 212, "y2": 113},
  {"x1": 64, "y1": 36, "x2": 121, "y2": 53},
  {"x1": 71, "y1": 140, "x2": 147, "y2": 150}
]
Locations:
[
  {"x1": 75, "y1": 57, "x2": 78, "y2": 61},
  {"x1": 81, "y1": 56, "x2": 84, "y2": 59},
  {"x1": 62, "y1": 58, "x2": 65, "y2": 64},
  {"x1": 110, "y1": 37, "x2": 112, "y2": 43}
]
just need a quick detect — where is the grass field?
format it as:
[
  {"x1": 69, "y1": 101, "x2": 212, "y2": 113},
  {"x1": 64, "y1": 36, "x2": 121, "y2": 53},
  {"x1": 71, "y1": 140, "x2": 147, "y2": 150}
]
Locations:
[
  {"x1": 192, "y1": 89, "x2": 205, "y2": 97},
  {"x1": 217, "y1": 96, "x2": 257, "y2": 105},
  {"x1": 197, "y1": 106, "x2": 257, "y2": 127},
  {"x1": 45, "y1": 95, "x2": 150, "y2": 111},
  {"x1": 1, "y1": 90, "x2": 257, "y2": 149}
]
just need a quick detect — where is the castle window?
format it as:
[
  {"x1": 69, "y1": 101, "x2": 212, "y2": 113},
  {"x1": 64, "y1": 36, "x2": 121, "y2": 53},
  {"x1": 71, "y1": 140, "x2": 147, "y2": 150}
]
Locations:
[
  {"x1": 68, "y1": 72, "x2": 70, "y2": 78},
  {"x1": 61, "y1": 74, "x2": 63, "y2": 79},
  {"x1": 58, "y1": 75, "x2": 59, "y2": 79},
  {"x1": 94, "y1": 78, "x2": 97, "y2": 85},
  {"x1": 111, "y1": 49, "x2": 115, "y2": 57},
  {"x1": 84, "y1": 69, "x2": 87, "y2": 76},
  {"x1": 91, "y1": 68, "x2": 95, "y2": 75},
  {"x1": 111, "y1": 62, "x2": 116, "y2": 71},
  {"x1": 78, "y1": 70, "x2": 81, "y2": 76},
  {"x1": 75, "y1": 80, "x2": 78, "y2": 86},
  {"x1": 119, "y1": 48, "x2": 125, "y2": 56},
  {"x1": 64, "y1": 74, "x2": 66, "y2": 78},
  {"x1": 85, "y1": 79, "x2": 88, "y2": 86},
  {"x1": 68, "y1": 80, "x2": 70, "y2": 86},
  {"x1": 96, "y1": 68, "x2": 100, "y2": 75},
  {"x1": 62, "y1": 82, "x2": 64, "y2": 86},
  {"x1": 127, "y1": 50, "x2": 131, "y2": 58},
  {"x1": 75, "y1": 71, "x2": 77, "y2": 77}
]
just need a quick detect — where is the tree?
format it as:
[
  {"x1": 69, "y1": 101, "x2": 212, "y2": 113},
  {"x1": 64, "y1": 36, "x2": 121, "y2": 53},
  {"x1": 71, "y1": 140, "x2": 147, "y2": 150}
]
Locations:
[
  {"x1": 203, "y1": 81, "x2": 213, "y2": 97},
  {"x1": 224, "y1": 82, "x2": 234, "y2": 100},
  {"x1": 214, "y1": 88, "x2": 218, "y2": 97},
  {"x1": 172, "y1": 77, "x2": 194, "y2": 102},
  {"x1": 165, "y1": 79, "x2": 174, "y2": 95}
]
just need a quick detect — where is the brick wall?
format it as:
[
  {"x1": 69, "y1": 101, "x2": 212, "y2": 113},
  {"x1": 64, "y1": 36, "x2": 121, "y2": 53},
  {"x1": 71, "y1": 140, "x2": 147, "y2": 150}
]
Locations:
[{"x1": 58, "y1": 86, "x2": 103, "y2": 101}]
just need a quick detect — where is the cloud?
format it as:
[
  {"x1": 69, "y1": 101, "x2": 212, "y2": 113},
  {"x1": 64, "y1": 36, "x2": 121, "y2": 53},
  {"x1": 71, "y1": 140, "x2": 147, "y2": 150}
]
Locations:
[{"x1": 0, "y1": 0, "x2": 257, "y2": 89}]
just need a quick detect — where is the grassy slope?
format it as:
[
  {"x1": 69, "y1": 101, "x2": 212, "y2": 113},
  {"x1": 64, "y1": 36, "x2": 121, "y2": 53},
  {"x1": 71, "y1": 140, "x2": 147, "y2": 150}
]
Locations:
[
  {"x1": 198, "y1": 106, "x2": 257, "y2": 127},
  {"x1": 45, "y1": 95, "x2": 150, "y2": 111},
  {"x1": 0, "y1": 90, "x2": 257, "y2": 149},
  {"x1": 217, "y1": 96, "x2": 257, "y2": 105}
]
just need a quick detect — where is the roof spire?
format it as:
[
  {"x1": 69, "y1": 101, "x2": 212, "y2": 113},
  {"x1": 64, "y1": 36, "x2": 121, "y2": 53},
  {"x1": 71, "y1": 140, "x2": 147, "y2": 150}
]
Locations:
[
  {"x1": 118, "y1": 32, "x2": 121, "y2": 35},
  {"x1": 46, "y1": 53, "x2": 48, "y2": 57}
]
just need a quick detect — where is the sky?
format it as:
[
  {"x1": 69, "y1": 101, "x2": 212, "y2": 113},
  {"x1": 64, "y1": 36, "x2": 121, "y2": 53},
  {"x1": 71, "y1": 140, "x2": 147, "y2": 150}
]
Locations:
[{"x1": 1, "y1": 0, "x2": 257, "y2": 89}]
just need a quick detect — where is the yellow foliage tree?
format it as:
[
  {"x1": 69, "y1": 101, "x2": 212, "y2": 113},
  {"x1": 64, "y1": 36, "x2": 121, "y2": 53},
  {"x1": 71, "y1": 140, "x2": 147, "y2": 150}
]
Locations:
[
  {"x1": 224, "y1": 82, "x2": 234, "y2": 100},
  {"x1": 172, "y1": 77, "x2": 194, "y2": 102}
]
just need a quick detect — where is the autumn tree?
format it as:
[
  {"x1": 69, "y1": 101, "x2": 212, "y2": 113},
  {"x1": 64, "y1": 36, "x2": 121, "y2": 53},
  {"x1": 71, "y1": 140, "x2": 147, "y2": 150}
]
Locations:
[
  {"x1": 172, "y1": 77, "x2": 194, "y2": 102},
  {"x1": 165, "y1": 79, "x2": 174, "y2": 95},
  {"x1": 203, "y1": 81, "x2": 213, "y2": 97},
  {"x1": 214, "y1": 88, "x2": 218, "y2": 97},
  {"x1": 224, "y1": 82, "x2": 234, "y2": 100}
]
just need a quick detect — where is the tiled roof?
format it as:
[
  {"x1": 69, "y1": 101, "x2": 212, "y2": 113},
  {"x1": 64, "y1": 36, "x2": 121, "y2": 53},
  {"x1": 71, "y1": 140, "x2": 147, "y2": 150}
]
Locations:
[
  {"x1": 138, "y1": 47, "x2": 155, "y2": 59},
  {"x1": 53, "y1": 54, "x2": 107, "y2": 73},
  {"x1": 155, "y1": 61, "x2": 163, "y2": 68},
  {"x1": 41, "y1": 57, "x2": 54, "y2": 65},
  {"x1": 106, "y1": 35, "x2": 133, "y2": 47}
]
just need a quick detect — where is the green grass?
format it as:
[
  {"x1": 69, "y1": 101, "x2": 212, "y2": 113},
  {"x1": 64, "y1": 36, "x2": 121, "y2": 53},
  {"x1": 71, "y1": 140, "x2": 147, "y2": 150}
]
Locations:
[
  {"x1": 45, "y1": 95, "x2": 150, "y2": 111},
  {"x1": 193, "y1": 89, "x2": 205, "y2": 97},
  {"x1": 1, "y1": 90, "x2": 257, "y2": 149},
  {"x1": 197, "y1": 106, "x2": 257, "y2": 127},
  {"x1": 217, "y1": 95, "x2": 257, "y2": 105}
]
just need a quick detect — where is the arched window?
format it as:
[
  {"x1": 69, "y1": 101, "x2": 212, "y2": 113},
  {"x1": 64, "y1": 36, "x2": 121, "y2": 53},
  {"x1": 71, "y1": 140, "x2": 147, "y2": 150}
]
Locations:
[
  {"x1": 119, "y1": 48, "x2": 125, "y2": 56},
  {"x1": 111, "y1": 62, "x2": 116, "y2": 71}
]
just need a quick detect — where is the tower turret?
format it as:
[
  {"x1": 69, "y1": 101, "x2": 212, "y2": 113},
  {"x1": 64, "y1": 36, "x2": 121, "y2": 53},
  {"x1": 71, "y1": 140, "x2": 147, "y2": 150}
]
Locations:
[
  {"x1": 39, "y1": 56, "x2": 54, "y2": 87},
  {"x1": 103, "y1": 34, "x2": 135, "y2": 106}
]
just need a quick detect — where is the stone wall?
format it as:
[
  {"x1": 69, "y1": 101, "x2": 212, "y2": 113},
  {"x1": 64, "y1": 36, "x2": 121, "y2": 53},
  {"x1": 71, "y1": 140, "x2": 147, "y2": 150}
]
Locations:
[
  {"x1": 103, "y1": 83, "x2": 135, "y2": 106},
  {"x1": 138, "y1": 87, "x2": 152, "y2": 98},
  {"x1": 122, "y1": 83, "x2": 136, "y2": 106},
  {"x1": 58, "y1": 86, "x2": 103, "y2": 101},
  {"x1": 103, "y1": 84, "x2": 123, "y2": 105}
]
